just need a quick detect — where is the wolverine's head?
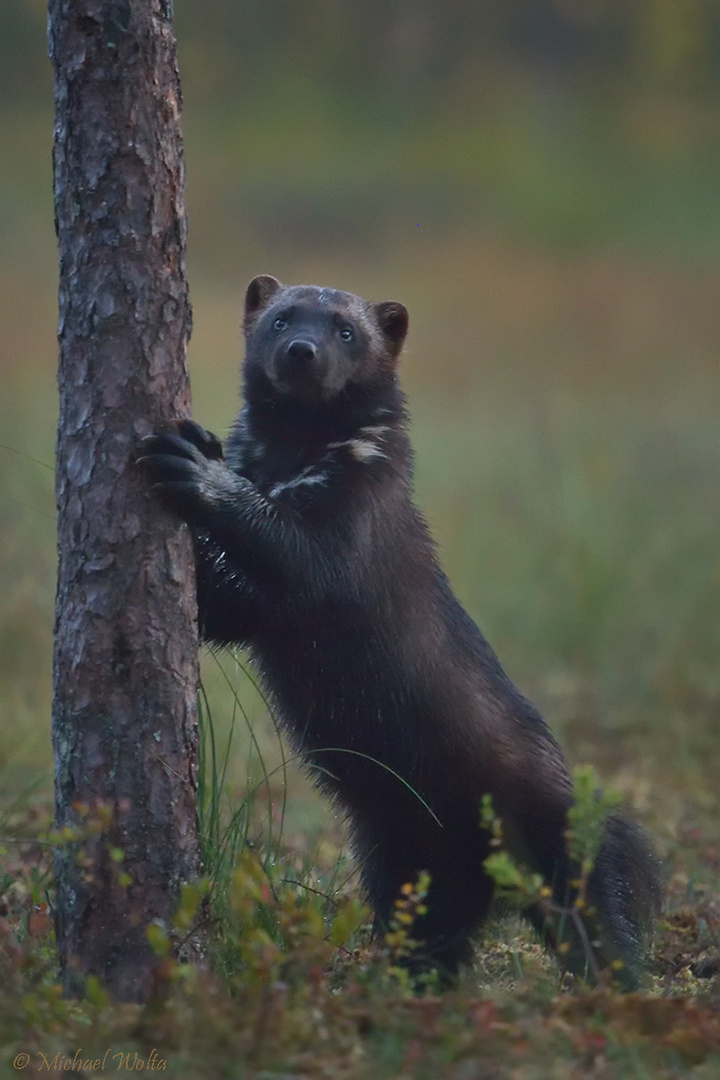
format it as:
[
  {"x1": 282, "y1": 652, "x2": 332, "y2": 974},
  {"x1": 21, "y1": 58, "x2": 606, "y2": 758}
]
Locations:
[{"x1": 242, "y1": 275, "x2": 408, "y2": 405}]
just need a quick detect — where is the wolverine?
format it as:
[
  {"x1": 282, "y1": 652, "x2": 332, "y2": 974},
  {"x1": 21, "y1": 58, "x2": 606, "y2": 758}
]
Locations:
[{"x1": 139, "y1": 275, "x2": 660, "y2": 986}]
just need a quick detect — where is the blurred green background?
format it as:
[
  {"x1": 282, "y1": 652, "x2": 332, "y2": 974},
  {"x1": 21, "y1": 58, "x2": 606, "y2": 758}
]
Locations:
[{"x1": 1, "y1": 2, "x2": 719, "y2": 857}]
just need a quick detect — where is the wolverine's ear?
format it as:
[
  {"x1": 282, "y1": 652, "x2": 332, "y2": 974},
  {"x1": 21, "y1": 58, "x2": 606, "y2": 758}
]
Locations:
[
  {"x1": 375, "y1": 301, "x2": 409, "y2": 358},
  {"x1": 244, "y1": 275, "x2": 283, "y2": 329}
]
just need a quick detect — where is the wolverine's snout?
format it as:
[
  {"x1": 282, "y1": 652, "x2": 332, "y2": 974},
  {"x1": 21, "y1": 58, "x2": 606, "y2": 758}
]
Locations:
[{"x1": 286, "y1": 338, "x2": 319, "y2": 365}]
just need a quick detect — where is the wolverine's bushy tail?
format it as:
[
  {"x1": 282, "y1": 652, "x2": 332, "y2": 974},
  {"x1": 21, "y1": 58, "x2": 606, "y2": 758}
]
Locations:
[
  {"x1": 585, "y1": 812, "x2": 663, "y2": 988},
  {"x1": 527, "y1": 808, "x2": 662, "y2": 989}
]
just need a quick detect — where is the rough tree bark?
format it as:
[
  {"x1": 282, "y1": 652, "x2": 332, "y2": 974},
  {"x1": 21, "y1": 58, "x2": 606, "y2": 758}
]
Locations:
[{"x1": 49, "y1": 0, "x2": 202, "y2": 1000}]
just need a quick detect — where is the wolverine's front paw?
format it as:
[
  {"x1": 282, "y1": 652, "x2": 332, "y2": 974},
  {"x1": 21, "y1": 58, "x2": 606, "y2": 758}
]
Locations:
[
  {"x1": 174, "y1": 419, "x2": 225, "y2": 461},
  {"x1": 137, "y1": 424, "x2": 228, "y2": 524}
]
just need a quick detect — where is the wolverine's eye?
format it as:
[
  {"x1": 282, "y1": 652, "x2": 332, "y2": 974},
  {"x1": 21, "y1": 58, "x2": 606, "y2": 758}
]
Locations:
[
  {"x1": 339, "y1": 326, "x2": 354, "y2": 342},
  {"x1": 273, "y1": 316, "x2": 288, "y2": 331}
]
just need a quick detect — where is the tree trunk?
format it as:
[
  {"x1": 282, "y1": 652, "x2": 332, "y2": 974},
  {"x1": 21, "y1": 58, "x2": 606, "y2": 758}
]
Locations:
[{"x1": 49, "y1": 0, "x2": 202, "y2": 1001}]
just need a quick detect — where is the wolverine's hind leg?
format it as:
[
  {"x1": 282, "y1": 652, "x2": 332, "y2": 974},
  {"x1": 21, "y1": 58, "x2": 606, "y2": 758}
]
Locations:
[{"x1": 361, "y1": 833, "x2": 494, "y2": 985}]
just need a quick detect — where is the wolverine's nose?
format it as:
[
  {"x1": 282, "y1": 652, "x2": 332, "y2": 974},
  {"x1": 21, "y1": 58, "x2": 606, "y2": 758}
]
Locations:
[{"x1": 286, "y1": 339, "x2": 318, "y2": 364}]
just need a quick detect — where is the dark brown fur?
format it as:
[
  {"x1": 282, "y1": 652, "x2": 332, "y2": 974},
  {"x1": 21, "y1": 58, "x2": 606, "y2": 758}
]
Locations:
[{"x1": 139, "y1": 275, "x2": 661, "y2": 986}]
